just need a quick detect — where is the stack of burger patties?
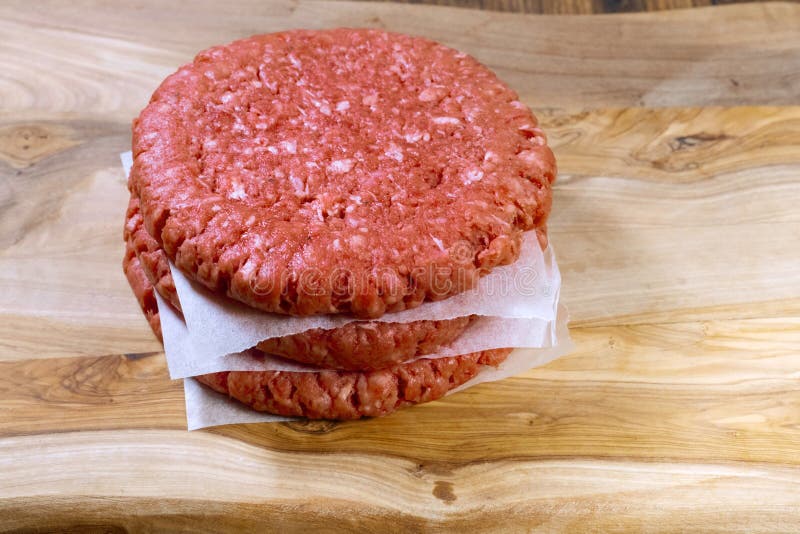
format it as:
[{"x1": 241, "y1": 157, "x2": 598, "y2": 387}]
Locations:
[{"x1": 123, "y1": 29, "x2": 560, "y2": 422}]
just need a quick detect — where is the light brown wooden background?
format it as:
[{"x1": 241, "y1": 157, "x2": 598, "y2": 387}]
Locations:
[{"x1": 1, "y1": 1, "x2": 799, "y2": 532}]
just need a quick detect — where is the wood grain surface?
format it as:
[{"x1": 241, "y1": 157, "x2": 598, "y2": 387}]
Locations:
[{"x1": 1, "y1": 1, "x2": 799, "y2": 531}]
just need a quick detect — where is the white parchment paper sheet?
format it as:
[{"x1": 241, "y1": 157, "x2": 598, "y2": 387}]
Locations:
[
  {"x1": 158, "y1": 284, "x2": 559, "y2": 377},
  {"x1": 170, "y1": 232, "x2": 559, "y2": 361}
]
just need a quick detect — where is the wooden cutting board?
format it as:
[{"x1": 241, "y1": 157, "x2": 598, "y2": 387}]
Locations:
[{"x1": 1, "y1": 1, "x2": 799, "y2": 530}]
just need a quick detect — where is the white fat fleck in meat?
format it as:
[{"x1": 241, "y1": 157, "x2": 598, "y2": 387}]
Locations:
[
  {"x1": 463, "y1": 107, "x2": 481, "y2": 123},
  {"x1": 432, "y1": 117, "x2": 460, "y2": 125},
  {"x1": 336, "y1": 100, "x2": 350, "y2": 112},
  {"x1": 288, "y1": 54, "x2": 302, "y2": 68},
  {"x1": 220, "y1": 92, "x2": 233, "y2": 104},
  {"x1": 348, "y1": 234, "x2": 366, "y2": 248},
  {"x1": 289, "y1": 173, "x2": 305, "y2": 194},
  {"x1": 238, "y1": 257, "x2": 256, "y2": 277},
  {"x1": 517, "y1": 149, "x2": 546, "y2": 165},
  {"x1": 280, "y1": 140, "x2": 297, "y2": 154},
  {"x1": 393, "y1": 51, "x2": 411, "y2": 69},
  {"x1": 362, "y1": 93, "x2": 378, "y2": 106},
  {"x1": 429, "y1": 234, "x2": 446, "y2": 253},
  {"x1": 384, "y1": 143, "x2": 404, "y2": 162},
  {"x1": 404, "y1": 131, "x2": 423, "y2": 143},
  {"x1": 464, "y1": 168, "x2": 484, "y2": 184},
  {"x1": 519, "y1": 124, "x2": 546, "y2": 145},
  {"x1": 228, "y1": 182, "x2": 247, "y2": 200},
  {"x1": 203, "y1": 139, "x2": 217, "y2": 150},
  {"x1": 333, "y1": 238, "x2": 342, "y2": 251},
  {"x1": 245, "y1": 215, "x2": 256, "y2": 226},
  {"x1": 263, "y1": 79, "x2": 278, "y2": 93},
  {"x1": 310, "y1": 97, "x2": 332, "y2": 116},
  {"x1": 327, "y1": 159, "x2": 354, "y2": 174},
  {"x1": 418, "y1": 86, "x2": 446, "y2": 102},
  {"x1": 211, "y1": 204, "x2": 221, "y2": 213},
  {"x1": 267, "y1": 146, "x2": 278, "y2": 155}
]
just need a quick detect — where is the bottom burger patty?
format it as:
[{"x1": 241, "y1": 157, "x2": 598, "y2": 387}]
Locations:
[
  {"x1": 196, "y1": 347, "x2": 510, "y2": 419},
  {"x1": 123, "y1": 240, "x2": 511, "y2": 419}
]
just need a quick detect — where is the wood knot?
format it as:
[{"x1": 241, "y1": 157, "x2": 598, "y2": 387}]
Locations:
[
  {"x1": 635, "y1": 130, "x2": 735, "y2": 173},
  {"x1": 433, "y1": 480, "x2": 457, "y2": 504},
  {"x1": 0, "y1": 123, "x2": 78, "y2": 169},
  {"x1": 57, "y1": 357, "x2": 119, "y2": 402},
  {"x1": 669, "y1": 133, "x2": 733, "y2": 152}
]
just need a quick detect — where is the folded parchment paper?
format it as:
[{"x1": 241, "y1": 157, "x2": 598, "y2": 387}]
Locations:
[
  {"x1": 158, "y1": 285, "x2": 560, "y2": 377},
  {"x1": 170, "y1": 230, "x2": 559, "y2": 361}
]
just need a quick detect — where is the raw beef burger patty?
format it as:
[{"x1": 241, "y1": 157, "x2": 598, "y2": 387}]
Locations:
[
  {"x1": 130, "y1": 28, "x2": 556, "y2": 318},
  {"x1": 124, "y1": 195, "x2": 475, "y2": 371},
  {"x1": 122, "y1": 250, "x2": 512, "y2": 419},
  {"x1": 196, "y1": 347, "x2": 511, "y2": 420}
]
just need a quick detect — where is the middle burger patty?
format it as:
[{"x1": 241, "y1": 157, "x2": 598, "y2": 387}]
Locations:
[{"x1": 124, "y1": 194, "x2": 475, "y2": 371}]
